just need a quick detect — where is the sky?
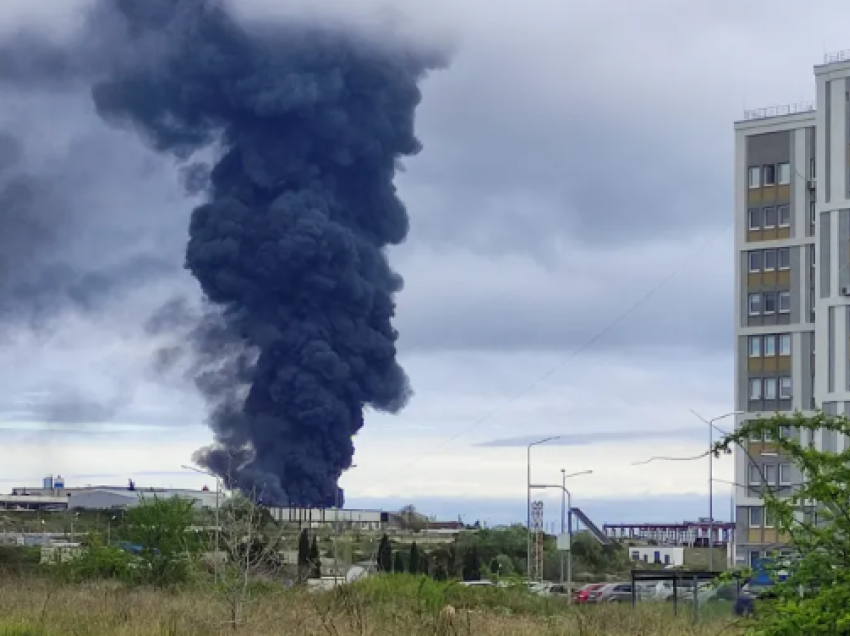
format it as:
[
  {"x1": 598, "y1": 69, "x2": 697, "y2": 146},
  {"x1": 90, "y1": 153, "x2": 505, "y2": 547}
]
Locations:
[{"x1": 0, "y1": 0, "x2": 846, "y2": 528}]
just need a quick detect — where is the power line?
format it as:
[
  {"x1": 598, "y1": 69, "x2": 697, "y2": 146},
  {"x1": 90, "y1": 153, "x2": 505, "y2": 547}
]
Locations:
[{"x1": 354, "y1": 221, "x2": 733, "y2": 495}]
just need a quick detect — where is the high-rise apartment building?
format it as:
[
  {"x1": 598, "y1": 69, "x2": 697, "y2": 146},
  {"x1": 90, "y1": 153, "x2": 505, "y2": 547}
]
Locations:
[{"x1": 733, "y1": 50, "x2": 850, "y2": 567}]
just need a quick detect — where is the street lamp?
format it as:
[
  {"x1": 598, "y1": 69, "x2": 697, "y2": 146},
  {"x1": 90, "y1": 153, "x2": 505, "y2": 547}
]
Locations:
[
  {"x1": 690, "y1": 409, "x2": 743, "y2": 571},
  {"x1": 334, "y1": 464, "x2": 357, "y2": 582},
  {"x1": 531, "y1": 472, "x2": 592, "y2": 598},
  {"x1": 559, "y1": 469, "x2": 592, "y2": 593},
  {"x1": 526, "y1": 436, "x2": 561, "y2": 579},
  {"x1": 181, "y1": 464, "x2": 223, "y2": 582}
]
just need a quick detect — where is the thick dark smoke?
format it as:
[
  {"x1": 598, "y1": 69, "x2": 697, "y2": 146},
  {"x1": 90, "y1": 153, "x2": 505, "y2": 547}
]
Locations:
[{"x1": 85, "y1": 0, "x2": 448, "y2": 505}]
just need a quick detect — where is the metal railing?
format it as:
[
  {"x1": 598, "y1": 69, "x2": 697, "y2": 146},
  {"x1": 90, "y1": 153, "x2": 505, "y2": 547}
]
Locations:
[
  {"x1": 824, "y1": 49, "x2": 850, "y2": 65},
  {"x1": 743, "y1": 102, "x2": 815, "y2": 121}
]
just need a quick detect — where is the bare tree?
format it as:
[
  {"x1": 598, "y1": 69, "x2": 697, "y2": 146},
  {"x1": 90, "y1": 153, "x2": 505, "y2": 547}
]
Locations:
[{"x1": 211, "y1": 491, "x2": 290, "y2": 631}]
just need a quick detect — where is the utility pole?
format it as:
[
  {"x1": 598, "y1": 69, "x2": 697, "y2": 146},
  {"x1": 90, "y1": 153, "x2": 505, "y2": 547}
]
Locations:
[
  {"x1": 560, "y1": 469, "x2": 566, "y2": 585},
  {"x1": 526, "y1": 437, "x2": 560, "y2": 579},
  {"x1": 690, "y1": 409, "x2": 742, "y2": 573}
]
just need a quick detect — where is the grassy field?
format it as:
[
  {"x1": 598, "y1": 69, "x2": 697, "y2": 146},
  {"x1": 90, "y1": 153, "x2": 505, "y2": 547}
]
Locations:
[{"x1": 0, "y1": 575, "x2": 746, "y2": 636}]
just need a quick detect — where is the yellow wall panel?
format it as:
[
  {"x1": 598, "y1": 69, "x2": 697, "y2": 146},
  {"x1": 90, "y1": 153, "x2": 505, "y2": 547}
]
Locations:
[{"x1": 748, "y1": 189, "x2": 762, "y2": 205}]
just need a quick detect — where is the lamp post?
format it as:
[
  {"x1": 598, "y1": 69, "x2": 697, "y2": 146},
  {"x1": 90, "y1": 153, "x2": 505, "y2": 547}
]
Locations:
[
  {"x1": 690, "y1": 410, "x2": 742, "y2": 571},
  {"x1": 334, "y1": 464, "x2": 357, "y2": 582},
  {"x1": 181, "y1": 464, "x2": 223, "y2": 582},
  {"x1": 526, "y1": 436, "x2": 561, "y2": 580},
  {"x1": 532, "y1": 470, "x2": 592, "y2": 599}
]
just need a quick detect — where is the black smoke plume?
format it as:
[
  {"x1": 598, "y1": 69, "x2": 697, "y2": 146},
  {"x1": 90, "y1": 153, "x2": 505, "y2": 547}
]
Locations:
[{"x1": 89, "y1": 0, "x2": 447, "y2": 505}]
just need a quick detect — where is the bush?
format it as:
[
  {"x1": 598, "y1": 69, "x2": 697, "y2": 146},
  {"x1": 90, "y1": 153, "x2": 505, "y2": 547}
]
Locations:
[{"x1": 52, "y1": 535, "x2": 134, "y2": 583}]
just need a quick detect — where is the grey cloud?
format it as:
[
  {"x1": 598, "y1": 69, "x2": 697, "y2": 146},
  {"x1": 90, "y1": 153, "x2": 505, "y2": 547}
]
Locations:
[
  {"x1": 476, "y1": 427, "x2": 705, "y2": 448},
  {"x1": 393, "y1": 237, "x2": 733, "y2": 354},
  {"x1": 0, "y1": 91, "x2": 192, "y2": 332},
  {"x1": 21, "y1": 387, "x2": 127, "y2": 425}
]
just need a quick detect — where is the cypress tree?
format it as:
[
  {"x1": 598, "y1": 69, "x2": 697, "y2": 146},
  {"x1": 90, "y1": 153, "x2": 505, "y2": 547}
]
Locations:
[
  {"x1": 393, "y1": 551, "x2": 404, "y2": 573},
  {"x1": 377, "y1": 534, "x2": 393, "y2": 572},
  {"x1": 297, "y1": 529, "x2": 310, "y2": 581},
  {"x1": 309, "y1": 535, "x2": 321, "y2": 578},
  {"x1": 409, "y1": 542, "x2": 420, "y2": 574}
]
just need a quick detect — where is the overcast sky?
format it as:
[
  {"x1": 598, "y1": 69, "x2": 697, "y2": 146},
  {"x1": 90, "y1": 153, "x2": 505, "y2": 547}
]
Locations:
[{"x1": 0, "y1": 0, "x2": 847, "y2": 527}]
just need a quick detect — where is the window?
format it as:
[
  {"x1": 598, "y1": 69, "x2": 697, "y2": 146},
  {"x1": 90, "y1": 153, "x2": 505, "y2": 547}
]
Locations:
[
  {"x1": 748, "y1": 251, "x2": 762, "y2": 272},
  {"x1": 779, "y1": 376, "x2": 792, "y2": 399},
  {"x1": 778, "y1": 204, "x2": 790, "y2": 227},
  {"x1": 763, "y1": 164, "x2": 776, "y2": 186},
  {"x1": 810, "y1": 158, "x2": 816, "y2": 179},
  {"x1": 779, "y1": 463, "x2": 791, "y2": 485},
  {"x1": 748, "y1": 208, "x2": 761, "y2": 230},
  {"x1": 778, "y1": 162, "x2": 791, "y2": 185},
  {"x1": 749, "y1": 464, "x2": 762, "y2": 484},
  {"x1": 764, "y1": 336, "x2": 777, "y2": 356},
  {"x1": 779, "y1": 291, "x2": 791, "y2": 313},
  {"x1": 765, "y1": 507, "x2": 776, "y2": 528},
  {"x1": 764, "y1": 291, "x2": 777, "y2": 314},
  {"x1": 749, "y1": 507, "x2": 764, "y2": 528},
  {"x1": 764, "y1": 377, "x2": 778, "y2": 399},
  {"x1": 764, "y1": 464, "x2": 777, "y2": 485},
  {"x1": 779, "y1": 425, "x2": 792, "y2": 439},
  {"x1": 810, "y1": 200, "x2": 816, "y2": 224},
  {"x1": 749, "y1": 427, "x2": 763, "y2": 442},
  {"x1": 748, "y1": 293, "x2": 762, "y2": 315},
  {"x1": 764, "y1": 206, "x2": 777, "y2": 228},
  {"x1": 749, "y1": 378, "x2": 763, "y2": 400},
  {"x1": 764, "y1": 249, "x2": 777, "y2": 271},
  {"x1": 779, "y1": 334, "x2": 791, "y2": 355},
  {"x1": 812, "y1": 248, "x2": 816, "y2": 266},
  {"x1": 778, "y1": 247, "x2": 791, "y2": 270},
  {"x1": 749, "y1": 166, "x2": 761, "y2": 188},
  {"x1": 749, "y1": 336, "x2": 762, "y2": 357}
]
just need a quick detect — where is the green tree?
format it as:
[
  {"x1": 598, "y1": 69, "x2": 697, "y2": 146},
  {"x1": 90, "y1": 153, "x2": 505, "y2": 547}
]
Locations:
[
  {"x1": 462, "y1": 545, "x2": 481, "y2": 581},
  {"x1": 408, "y1": 542, "x2": 420, "y2": 574},
  {"x1": 377, "y1": 534, "x2": 392, "y2": 572},
  {"x1": 120, "y1": 495, "x2": 196, "y2": 586},
  {"x1": 419, "y1": 551, "x2": 430, "y2": 575},
  {"x1": 713, "y1": 411, "x2": 850, "y2": 635},
  {"x1": 398, "y1": 505, "x2": 425, "y2": 532},
  {"x1": 297, "y1": 529, "x2": 310, "y2": 581},
  {"x1": 309, "y1": 535, "x2": 321, "y2": 579},
  {"x1": 393, "y1": 550, "x2": 404, "y2": 573}
]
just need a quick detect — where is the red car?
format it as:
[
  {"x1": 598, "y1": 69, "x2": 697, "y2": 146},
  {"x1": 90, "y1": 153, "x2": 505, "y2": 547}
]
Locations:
[{"x1": 574, "y1": 583, "x2": 606, "y2": 604}]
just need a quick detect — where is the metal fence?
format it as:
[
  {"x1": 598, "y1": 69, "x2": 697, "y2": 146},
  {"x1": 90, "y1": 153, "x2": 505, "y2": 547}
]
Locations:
[{"x1": 629, "y1": 570, "x2": 744, "y2": 623}]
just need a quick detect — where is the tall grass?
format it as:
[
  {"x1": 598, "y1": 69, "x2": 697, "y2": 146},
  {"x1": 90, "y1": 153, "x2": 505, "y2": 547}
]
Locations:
[{"x1": 0, "y1": 574, "x2": 744, "y2": 635}]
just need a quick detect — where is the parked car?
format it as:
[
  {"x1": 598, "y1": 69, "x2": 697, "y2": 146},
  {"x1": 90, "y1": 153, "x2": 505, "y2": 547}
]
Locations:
[
  {"x1": 574, "y1": 583, "x2": 606, "y2": 604},
  {"x1": 532, "y1": 582, "x2": 570, "y2": 597},
  {"x1": 592, "y1": 582, "x2": 633, "y2": 603},
  {"x1": 459, "y1": 580, "x2": 495, "y2": 587},
  {"x1": 635, "y1": 581, "x2": 673, "y2": 601}
]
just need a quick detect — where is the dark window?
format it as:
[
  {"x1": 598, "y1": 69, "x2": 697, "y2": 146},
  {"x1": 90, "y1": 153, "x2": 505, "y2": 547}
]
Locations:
[
  {"x1": 778, "y1": 247, "x2": 790, "y2": 269},
  {"x1": 764, "y1": 207, "x2": 778, "y2": 228},
  {"x1": 764, "y1": 249, "x2": 777, "y2": 270},
  {"x1": 778, "y1": 204, "x2": 790, "y2": 226},
  {"x1": 748, "y1": 208, "x2": 761, "y2": 230},
  {"x1": 763, "y1": 164, "x2": 776, "y2": 185},
  {"x1": 749, "y1": 251, "x2": 762, "y2": 272},
  {"x1": 763, "y1": 291, "x2": 777, "y2": 314}
]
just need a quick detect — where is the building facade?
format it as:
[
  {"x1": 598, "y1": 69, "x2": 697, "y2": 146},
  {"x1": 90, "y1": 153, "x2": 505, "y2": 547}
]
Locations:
[{"x1": 733, "y1": 50, "x2": 850, "y2": 567}]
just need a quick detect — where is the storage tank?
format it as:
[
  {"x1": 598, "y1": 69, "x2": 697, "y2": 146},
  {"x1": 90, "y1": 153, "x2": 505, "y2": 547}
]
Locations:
[
  {"x1": 43, "y1": 475, "x2": 54, "y2": 490},
  {"x1": 54, "y1": 475, "x2": 65, "y2": 489}
]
